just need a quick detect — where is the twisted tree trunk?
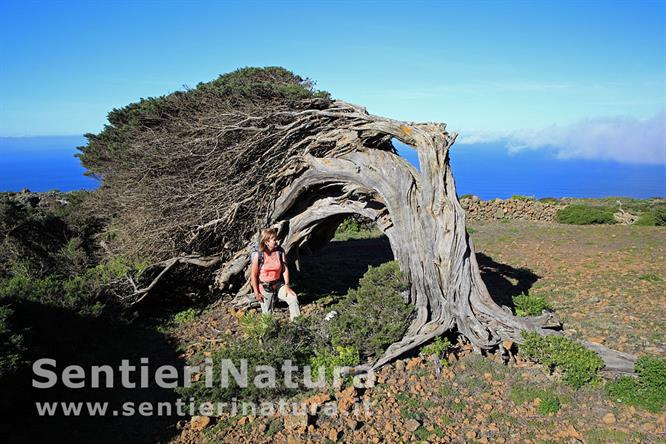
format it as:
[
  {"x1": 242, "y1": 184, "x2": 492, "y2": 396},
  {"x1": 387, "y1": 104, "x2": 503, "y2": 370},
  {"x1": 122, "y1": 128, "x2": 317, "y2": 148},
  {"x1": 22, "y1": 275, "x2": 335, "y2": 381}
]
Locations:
[{"x1": 208, "y1": 100, "x2": 634, "y2": 374}]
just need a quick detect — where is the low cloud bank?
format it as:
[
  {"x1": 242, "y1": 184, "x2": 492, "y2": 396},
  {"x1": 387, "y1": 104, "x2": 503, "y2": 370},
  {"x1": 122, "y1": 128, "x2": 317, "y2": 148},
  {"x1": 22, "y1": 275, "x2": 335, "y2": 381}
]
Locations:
[{"x1": 457, "y1": 111, "x2": 666, "y2": 165}]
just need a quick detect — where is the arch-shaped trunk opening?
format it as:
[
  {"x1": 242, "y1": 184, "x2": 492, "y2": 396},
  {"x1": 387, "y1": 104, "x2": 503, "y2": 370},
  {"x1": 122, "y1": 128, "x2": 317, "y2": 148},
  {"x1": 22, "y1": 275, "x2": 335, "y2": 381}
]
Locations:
[
  {"x1": 289, "y1": 214, "x2": 394, "y2": 306},
  {"x1": 234, "y1": 176, "x2": 396, "y2": 297}
]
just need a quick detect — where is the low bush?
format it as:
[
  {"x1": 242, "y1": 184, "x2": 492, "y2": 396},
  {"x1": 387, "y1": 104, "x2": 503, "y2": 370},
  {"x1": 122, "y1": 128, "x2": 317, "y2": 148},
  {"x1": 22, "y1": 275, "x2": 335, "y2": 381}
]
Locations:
[
  {"x1": 635, "y1": 209, "x2": 666, "y2": 226},
  {"x1": 638, "y1": 272, "x2": 662, "y2": 283},
  {"x1": 0, "y1": 191, "x2": 104, "y2": 280},
  {"x1": 509, "y1": 385, "x2": 561, "y2": 414},
  {"x1": 173, "y1": 308, "x2": 198, "y2": 326},
  {"x1": 556, "y1": 205, "x2": 616, "y2": 225},
  {"x1": 537, "y1": 391, "x2": 562, "y2": 414},
  {"x1": 520, "y1": 331, "x2": 604, "y2": 388},
  {"x1": 0, "y1": 274, "x2": 104, "y2": 317},
  {"x1": 606, "y1": 355, "x2": 666, "y2": 412},
  {"x1": 0, "y1": 256, "x2": 148, "y2": 377},
  {"x1": 334, "y1": 215, "x2": 381, "y2": 241},
  {"x1": 420, "y1": 336, "x2": 453, "y2": 358},
  {"x1": 309, "y1": 344, "x2": 360, "y2": 383},
  {"x1": 177, "y1": 262, "x2": 414, "y2": 403},
  {"x1": 0, "y1": 302, "x2": 24, "y2": 377},
  {"x1": 326, "y1": 261, "x2": 413, "y2": 358},
  {"x1": 177, "y1": 314, "x2": 315, "y2": 403},
  {"x1": 0, "y1": 257, "x2": 147, "y2": 318},
  {"x1": 239, "y1": 312, "x2": 277, "y2": 342},
  {"x1": 512, "y1": 293, "x2": 552, "y2": 317},
  {"x1": 511, "y1": 195, "x2": 535, "y2": 201}
]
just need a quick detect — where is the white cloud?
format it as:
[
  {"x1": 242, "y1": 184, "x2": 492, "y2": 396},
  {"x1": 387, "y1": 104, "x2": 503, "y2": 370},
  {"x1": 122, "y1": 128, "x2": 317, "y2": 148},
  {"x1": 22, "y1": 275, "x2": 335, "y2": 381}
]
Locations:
[{"x1": 457, "y1": 111, "x2": 666, "y2": 165}]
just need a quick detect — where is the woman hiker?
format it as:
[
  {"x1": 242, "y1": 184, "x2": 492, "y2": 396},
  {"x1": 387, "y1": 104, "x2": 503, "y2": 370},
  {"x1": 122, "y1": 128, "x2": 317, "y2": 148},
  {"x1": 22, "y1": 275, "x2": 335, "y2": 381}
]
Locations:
[{"x1": 250, "y1": 228, "x2": 301, "y2": 321}]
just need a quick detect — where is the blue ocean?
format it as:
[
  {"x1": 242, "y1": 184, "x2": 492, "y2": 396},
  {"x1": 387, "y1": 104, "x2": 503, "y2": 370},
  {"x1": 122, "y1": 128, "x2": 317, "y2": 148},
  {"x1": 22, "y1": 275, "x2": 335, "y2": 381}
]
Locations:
[{"x1": 0, "y1": 136, "x2": 664, "y2": 199}]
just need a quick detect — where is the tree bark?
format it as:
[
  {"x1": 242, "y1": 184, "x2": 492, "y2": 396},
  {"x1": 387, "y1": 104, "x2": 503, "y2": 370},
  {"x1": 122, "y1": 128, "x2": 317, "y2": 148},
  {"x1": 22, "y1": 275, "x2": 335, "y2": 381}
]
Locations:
[{"x1": 200, "y1": 100, "x2": 635, "y2": 374}]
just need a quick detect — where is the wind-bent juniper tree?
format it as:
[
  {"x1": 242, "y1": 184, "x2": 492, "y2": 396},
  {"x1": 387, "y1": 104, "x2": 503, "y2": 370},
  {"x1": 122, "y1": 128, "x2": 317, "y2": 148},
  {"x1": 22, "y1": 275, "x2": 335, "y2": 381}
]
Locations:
[{"x1": 77, "y1": 67, "x2": 634, "y2": 374}]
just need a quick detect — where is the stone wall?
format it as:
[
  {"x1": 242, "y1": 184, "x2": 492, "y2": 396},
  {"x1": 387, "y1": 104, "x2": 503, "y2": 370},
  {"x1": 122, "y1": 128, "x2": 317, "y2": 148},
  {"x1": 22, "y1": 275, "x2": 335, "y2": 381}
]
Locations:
[{"x1": 460, "y1": 196, "x2": 563, "y2": 222}]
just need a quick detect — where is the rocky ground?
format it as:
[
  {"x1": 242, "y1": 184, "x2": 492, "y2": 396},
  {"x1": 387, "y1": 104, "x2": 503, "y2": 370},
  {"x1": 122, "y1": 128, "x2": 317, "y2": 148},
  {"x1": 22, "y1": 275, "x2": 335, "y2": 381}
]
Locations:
[
  {"x1": 470, "y1": 220, "x2": 666, "y2": 356},
  {"x1": 168, "y1": 220, "x2": 666, "y2": 443}
]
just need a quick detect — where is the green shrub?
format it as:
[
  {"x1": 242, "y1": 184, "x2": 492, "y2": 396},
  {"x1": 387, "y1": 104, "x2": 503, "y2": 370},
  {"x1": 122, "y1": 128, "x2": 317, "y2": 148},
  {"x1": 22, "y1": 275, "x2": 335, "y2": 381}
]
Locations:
[
  {"x1": 334, "y1": 215, "x2": 380, "y2": 241},
  {"x1": 520, "y1": 331, "x2": 604, "y2": 388},
  {"x1": 326, "y1": 261, "x2": 413, "y2": 358},
  {"x1": 638, "y1": 272, "x2": 662, "y2": 283},
  {"x1": 239, "y1": 312, "x2": 277, "y2": 342},
  {"x1": 509, "y1": 385, "x2": 561, "y2": 414},
  {"x1": 0, "y1": 258, "x2": 142, "y2": 378},
  {"x1": 538, "y1": 197, "x2": 560, "y2": 204},
  {"x1": 537, "y1": 391, "x2": 561, "y2": 414},
  {"x1": 636, "y1": 354, "x2": 666, "y2": 385},
  {"x1": 173, "y1": 308, "x2": 198, "y2": 326},
  {"x1": 0, "y1": 302, "x2": 24, "y2": 377},
  {"x1": 513, "y1": 294, "x2": 552, "y2": 317},
  {"x1": 0, "y1": 274, "x2": 104, "y2": 317},
  {"x1": 607, "y1": 355, "x2": 666, "y2": 412},
  {"x1": 0, "y1": 255, "x2": 149, "y2": 318},
  {"x1": 309, "y1": 344, "x2": 360, "y2": 383},
  {"x1": 0, "y1": 191, "x2": 105, "y2": 280},
  {"x1": 556, "y1": 205, "x2": 616, "y2": 225},
  {"x1": 511, "y1": 195, "x2": 535, "y2": 201},
  {"x1": 338, "y1": 216, "x2": 361, "y2": 233},
  {"x1": 421, "y1": 336, "x2": 452, "y2": 358},
  {"x1": 635, "y1": 209, "x2": 666, "y2": 226},
  {"x1": 179, "y1": 262, "x2": 412, "y2": 403},
  {"x1": 176, "y1": 318, "x2": 315, "y2": 403}
]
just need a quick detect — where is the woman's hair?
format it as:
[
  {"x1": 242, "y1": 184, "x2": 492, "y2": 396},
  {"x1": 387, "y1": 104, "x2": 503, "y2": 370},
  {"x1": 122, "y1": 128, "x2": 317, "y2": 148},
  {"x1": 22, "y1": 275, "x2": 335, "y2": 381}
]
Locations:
[{"x1": 259, "y1": 228, "x2": 278, "y2": 252}]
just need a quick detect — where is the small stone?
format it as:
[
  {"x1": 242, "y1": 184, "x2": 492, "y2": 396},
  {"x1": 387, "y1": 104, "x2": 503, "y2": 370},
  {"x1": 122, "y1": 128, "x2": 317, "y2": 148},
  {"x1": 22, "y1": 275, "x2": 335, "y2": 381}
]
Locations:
[
  {"x1": 406, "y1": 357, "x2": 422, "y2": 370},
  {"x1": 466, "y1": 430, "x2": 477, "y2": 439},
  {"x1": 405, "y1": 418, "x2": 421, "y2": 432},
  {"x1": 338, "y1": 396, "x2": 356, "y2": 412},
  {"x1": 339, "y1": 385, "x2": 357, "y2": 399},
  {"x1": 602, "y1": 413, "x2": 616, "y2": 425},
  {"x1": 335, "y1": 386, "x2": 358, "y2": 412},
  {"x1": 304, "y1": 392, "x2": 332, "y2": 410},
  {"x1": 190, "y1": 415, "x2": 210, "y2": 431},
  {"x1": 396, "y1": 360, "x2": 406, "y2": 371},
  {"x1": 328, "y1": 429, "x2": 339, "y2": 441},
  {"x1": 284, "y1": 414, "x2": 310, "y2": 430}
]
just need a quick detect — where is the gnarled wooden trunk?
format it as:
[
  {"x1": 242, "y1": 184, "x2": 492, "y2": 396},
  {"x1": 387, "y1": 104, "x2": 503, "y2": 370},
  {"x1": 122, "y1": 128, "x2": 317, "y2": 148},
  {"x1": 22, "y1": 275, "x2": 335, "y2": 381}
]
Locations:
[{"x1": 209, "y1": 100, "x2": 633, "y2": 373}]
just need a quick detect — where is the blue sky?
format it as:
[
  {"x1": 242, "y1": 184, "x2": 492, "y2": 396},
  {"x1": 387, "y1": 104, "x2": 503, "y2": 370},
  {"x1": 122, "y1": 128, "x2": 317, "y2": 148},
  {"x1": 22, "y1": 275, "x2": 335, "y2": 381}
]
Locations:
[{"x1": 1, "y1": 0, "x2": 665, "y2": 164}]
